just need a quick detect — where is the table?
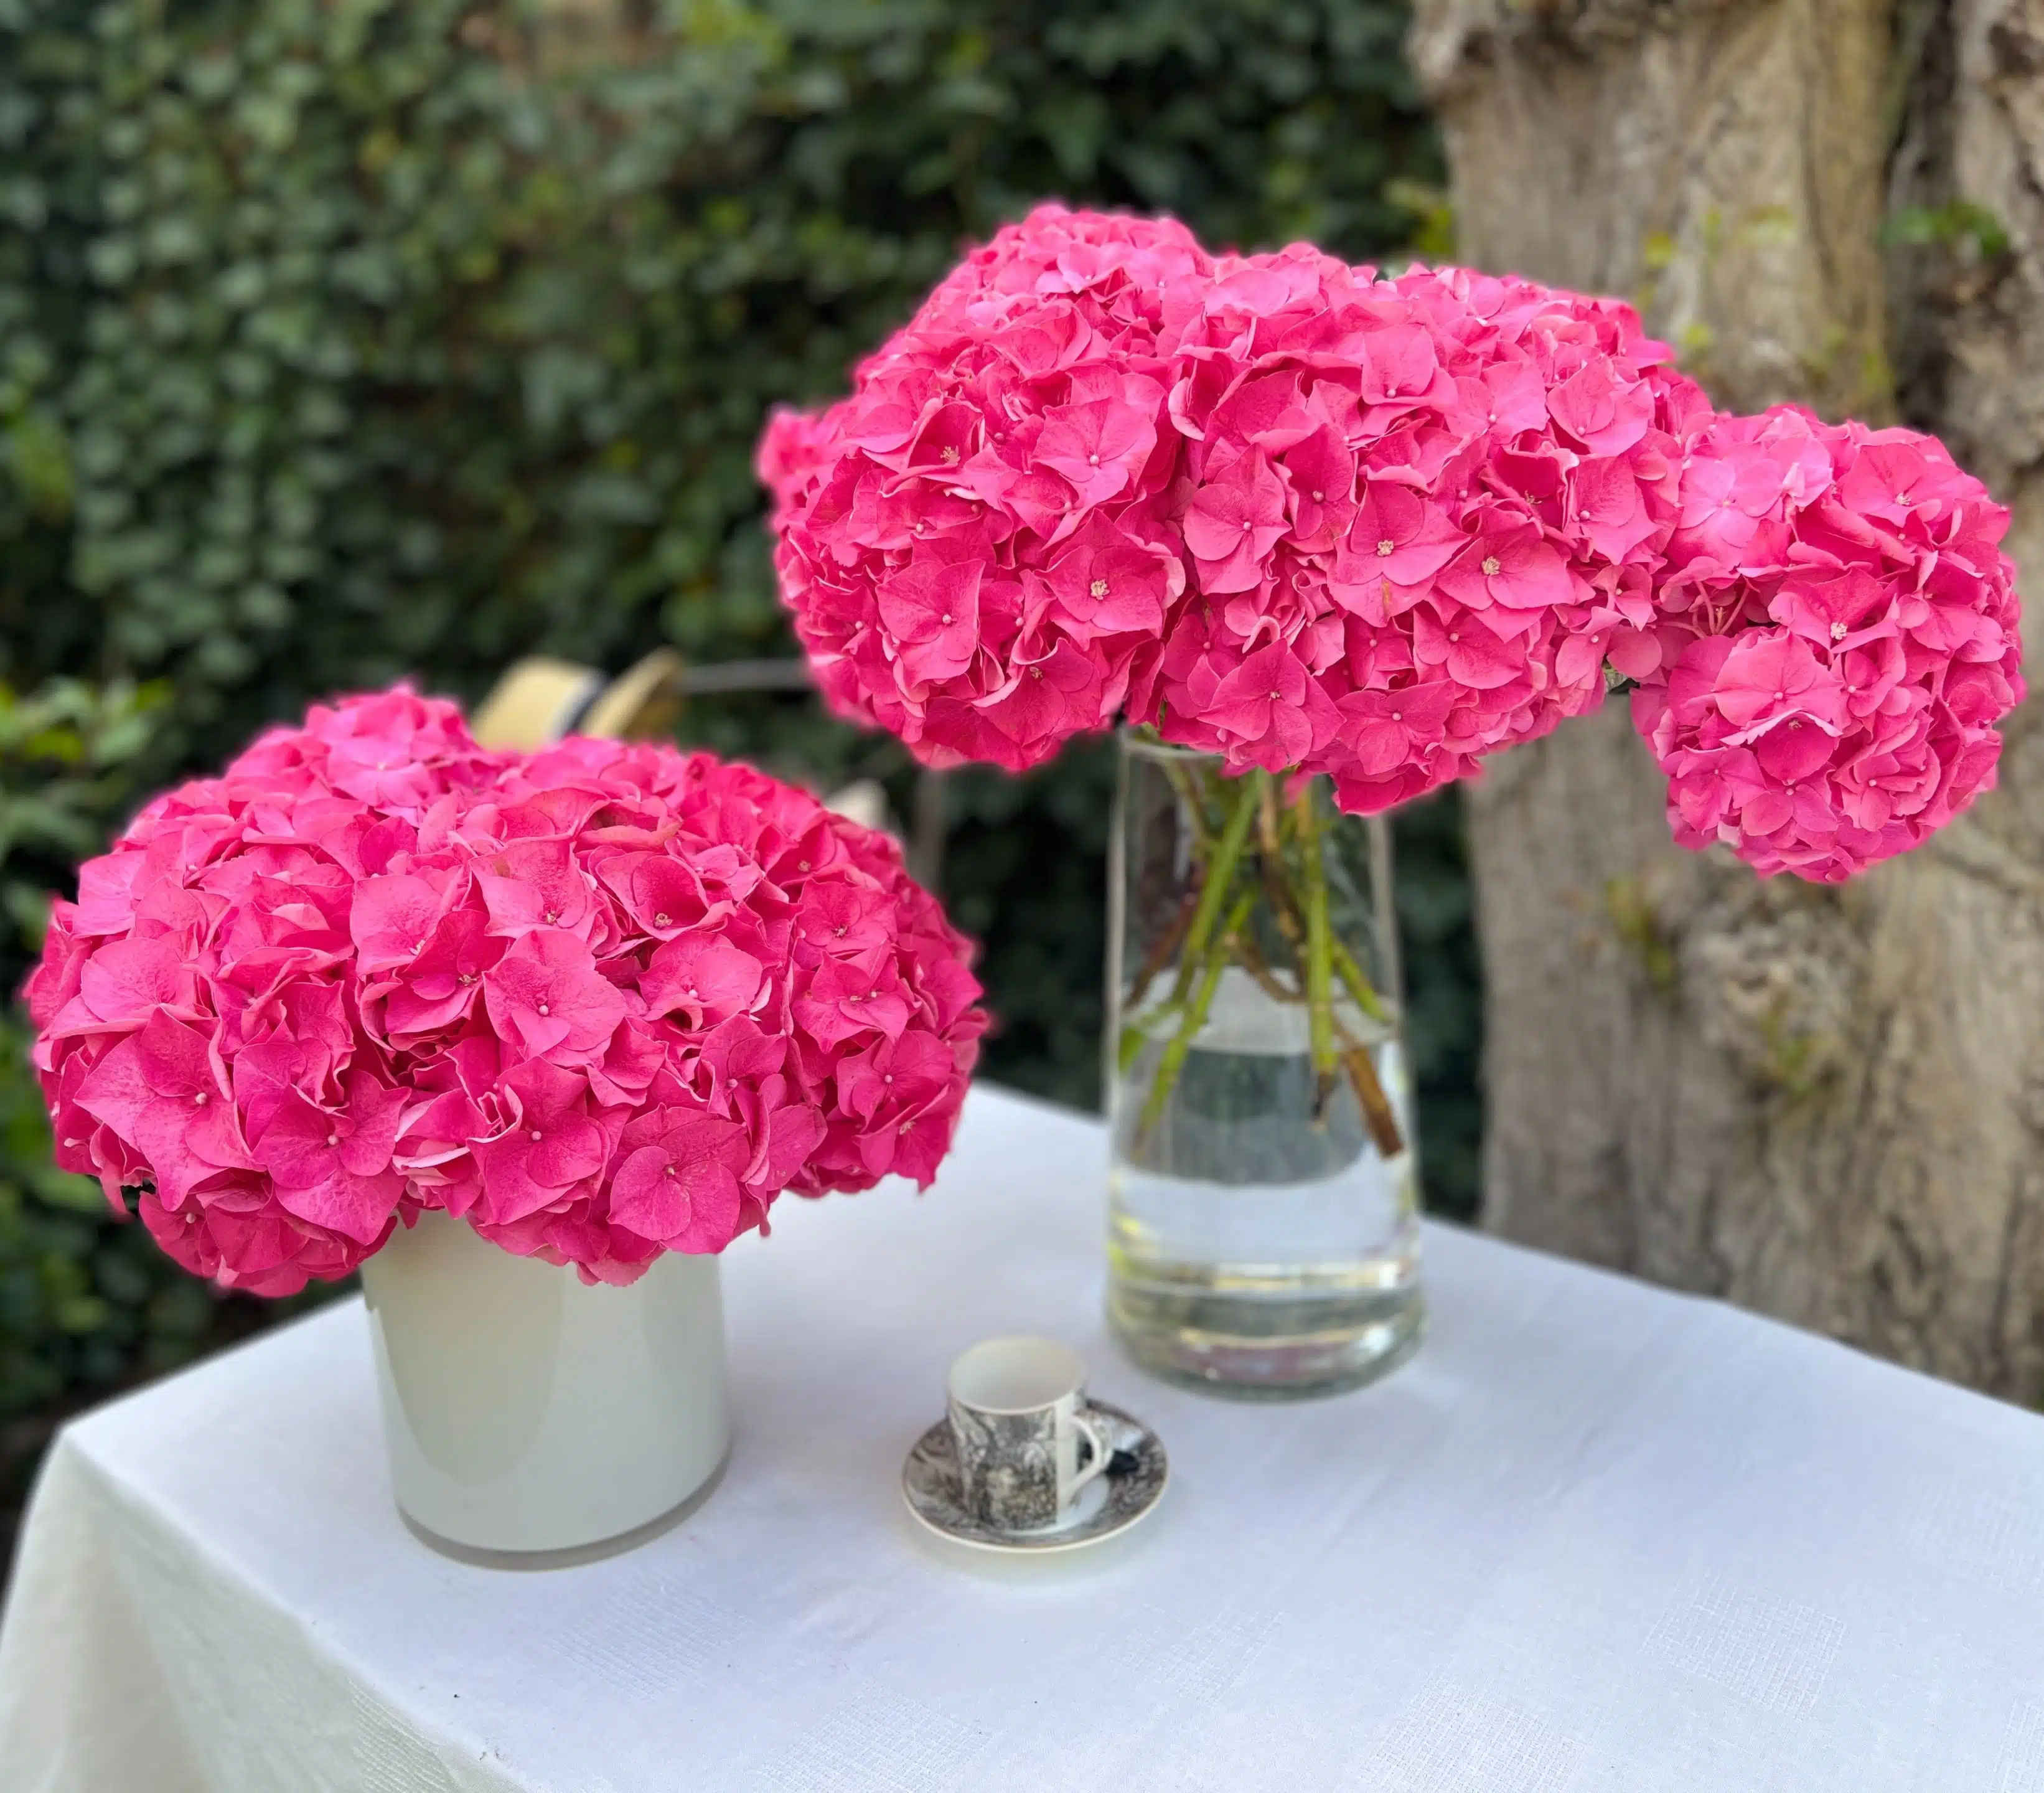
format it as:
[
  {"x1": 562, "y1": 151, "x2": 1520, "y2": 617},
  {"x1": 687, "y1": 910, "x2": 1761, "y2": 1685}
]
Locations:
[{"x1": 2, "y1": 1085, "x2": 2040, "y2": 1792}]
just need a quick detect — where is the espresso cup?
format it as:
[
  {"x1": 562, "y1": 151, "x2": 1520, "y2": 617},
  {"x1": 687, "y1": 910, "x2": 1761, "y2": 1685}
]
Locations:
[{"x1": 945, "y1": 1337, "x2": 1113, "y2": 1532}]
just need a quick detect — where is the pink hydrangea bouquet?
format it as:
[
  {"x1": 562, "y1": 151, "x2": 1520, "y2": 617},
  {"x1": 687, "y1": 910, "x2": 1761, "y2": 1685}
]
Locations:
[
  {"x1": 758, "y1": 202, "x2": 2020, "y2": 1146},
  {"x1": 760, "y1": 203, "x2": 2022, "y2": 882},
  {"x1": 25, "y1": 687, "x2": 986, "y2": 1295}
]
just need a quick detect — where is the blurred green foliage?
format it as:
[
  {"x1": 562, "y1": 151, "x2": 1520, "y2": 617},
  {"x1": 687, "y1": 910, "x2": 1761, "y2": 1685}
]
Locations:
[
  {"x1": 0, "y1": 679, "x2": 332, "y2": 1544},
  {"x1": 0, "y1": 680, "x2": 212, "y2": 1430},
  {"x1": 0, "y1": 0, "x2": 1471, "y2": 1485},
  {"x1": 0, "y1": 0, "x2": 1438, "y2": 756},
  {"x1": 0, "y1": 679, "x2": 166, "y2": 938}
]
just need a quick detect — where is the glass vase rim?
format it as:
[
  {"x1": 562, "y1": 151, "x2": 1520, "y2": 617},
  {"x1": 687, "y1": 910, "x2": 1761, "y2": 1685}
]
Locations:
[
  {"x1": 1115, "y1": 727, "x2": 1326, "y2": 784},
  {"x1": 1116, "y1": 727, "x2": 1251, "y2": 771}
]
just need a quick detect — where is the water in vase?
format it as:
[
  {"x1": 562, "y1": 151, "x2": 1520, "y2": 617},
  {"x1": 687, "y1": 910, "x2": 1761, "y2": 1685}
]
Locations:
[{"x1": 1107, "y1": 965, "x2": 1423, "y2": 1397}]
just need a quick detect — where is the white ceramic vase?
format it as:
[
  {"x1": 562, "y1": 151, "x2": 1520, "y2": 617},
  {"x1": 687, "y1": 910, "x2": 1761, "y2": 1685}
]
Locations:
[{"x1": 360, "y1": 1210, "x2": 731, "y2": 1565}]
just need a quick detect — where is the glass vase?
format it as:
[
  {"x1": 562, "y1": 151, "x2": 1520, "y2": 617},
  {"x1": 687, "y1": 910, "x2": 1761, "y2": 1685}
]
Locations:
[{"x1": 1104, "y1": 730, "x2": 1424, "y2": 1398}]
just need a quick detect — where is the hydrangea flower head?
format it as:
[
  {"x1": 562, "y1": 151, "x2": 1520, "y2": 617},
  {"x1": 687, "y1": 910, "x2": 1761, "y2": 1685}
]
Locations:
[
  {"x1": 761, "y1": 203, "x2": 1214, "y2": 772},
  {"x1": 385, "y1": 736, "x2": 987, "y2": 1283},
  {"x1": 1142, "y1": 254, "x2": 1710, "y2": 811},
  {"x1": 25, "y1": 688, "x2": 506, "y2": 1294},
  {"x1": 1631, "y1": 407, "x2": 2022, "y2": 878},
  {"x1": 27, "y1": 692, "x2": 987, "y2": 1293}
]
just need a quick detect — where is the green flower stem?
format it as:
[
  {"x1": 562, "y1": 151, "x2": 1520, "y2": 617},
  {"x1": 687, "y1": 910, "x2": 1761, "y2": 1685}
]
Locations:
[
  {"x1": 1118, "y1": 1015, "x2": 1158, "y2": 1077},
  {"x1": 1170, "y1": 771, "x2": 1260, "y2": 1005},
  {"x1": 1271, "y1": 793, "x2": 1401, "y2": 1152},
  {"x1": 1253, "y1": 815, "x2": 1394, "y2": 1031},
  {"x1": 1140, "y1": 889, "x2": 1253, "y2": 1140},
  {"x1": 1259, "y1": 847, "x2": 1305, "y2": 952},
  {"x1": 1332, "y1": 938, "x2": 1392, "y2": 1028},
  {"x1": 1234, "y1": 926, "x2": 1301, "y2": 1004},
  {"x1": 1256, "y1": 768, "x2": 1284, "y2": 860},
  {"x1": 1333, "y1": 1015, "x2": 1406, "y2": 1159},
  {"x1": 1128, "y1": 760, "x2": 1402, "y2": 1157},
  {"x1": 1159, "y1": 758, "x2": 1215, "y2": 857},
  {"x1": 1298, "y1": 787, "x2": 1337, "y2": 1086}
]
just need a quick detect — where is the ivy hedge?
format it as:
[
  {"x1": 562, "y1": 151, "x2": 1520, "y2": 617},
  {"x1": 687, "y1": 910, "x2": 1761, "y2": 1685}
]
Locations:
[{"x1": 0, "y1": 0, "x2": 1468, "y2": 1511}]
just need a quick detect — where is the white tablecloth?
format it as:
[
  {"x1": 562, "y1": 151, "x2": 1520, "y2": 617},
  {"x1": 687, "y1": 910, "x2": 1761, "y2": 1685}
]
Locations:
[{"x1": 1, "y1": 1085, "x2": 2040, "y2": 1792}]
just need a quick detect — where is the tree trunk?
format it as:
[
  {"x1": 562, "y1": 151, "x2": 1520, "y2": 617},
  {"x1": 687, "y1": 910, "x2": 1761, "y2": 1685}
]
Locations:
[{"x1": 1408, "y1": 0, "x2": 2044, "y2": 1397}]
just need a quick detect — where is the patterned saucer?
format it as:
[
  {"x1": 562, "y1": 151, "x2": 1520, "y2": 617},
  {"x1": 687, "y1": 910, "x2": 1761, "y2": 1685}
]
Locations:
[{"x1": 901, "y1": 1399, "x2": 1168, "y2": 1554}]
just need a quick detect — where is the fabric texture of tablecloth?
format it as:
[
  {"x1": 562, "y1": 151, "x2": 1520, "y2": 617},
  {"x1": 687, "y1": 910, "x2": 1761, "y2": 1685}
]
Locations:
[{"x1": 2, "y1": 1084, "x2": 2040, "y2": 1791}]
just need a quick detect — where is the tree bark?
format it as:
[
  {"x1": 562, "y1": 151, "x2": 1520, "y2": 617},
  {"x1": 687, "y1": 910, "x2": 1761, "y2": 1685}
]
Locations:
[{"x1": 1409, "y1": 0, "x2": 2044, "y2": 1396}]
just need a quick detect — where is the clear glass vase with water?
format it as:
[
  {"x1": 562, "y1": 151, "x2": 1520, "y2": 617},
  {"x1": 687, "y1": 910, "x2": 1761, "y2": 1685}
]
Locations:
[{"x1": 1105, "y1": 730, "x2": 1423, "y2": 1397}]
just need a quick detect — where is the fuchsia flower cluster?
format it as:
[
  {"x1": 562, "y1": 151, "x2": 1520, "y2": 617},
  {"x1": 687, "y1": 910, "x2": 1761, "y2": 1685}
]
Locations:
[
  {"x1": 26, "y1": 690, "x2": 985, "y2": 1296},
  {"x1": 1633, "y1": 408, "x2": 2022, "y2": 878},
  {"x1": 761, "y1": 203, "x2": 2023, "y2": 880},
  {"x1": 1145, "y1": 251, "x2": 1707, "y2": 813},
  {"x1": 763, "y1": 206, "x2": 1212, "y2": 773}
]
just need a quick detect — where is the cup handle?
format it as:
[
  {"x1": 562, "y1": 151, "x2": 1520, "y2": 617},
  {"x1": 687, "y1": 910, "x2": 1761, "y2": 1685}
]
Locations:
[{"x1": 1069, "y1": 1408, "x2": 1115, "y2": 1500}]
